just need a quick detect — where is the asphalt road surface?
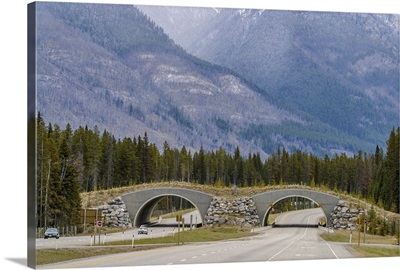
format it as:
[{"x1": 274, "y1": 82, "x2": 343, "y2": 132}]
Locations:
[
  {"x1": 36, "y1": 210, "x2": 201, "y2": 250},
  {"x1": 274, "y1": 207, "x2": 323, "y2": 225},
  {"x1": 36, "y1": 226, "x2": 181, "y2": 250},
  {"x1": 38, "y1": 208, "x2": 356, "y2": 268}
]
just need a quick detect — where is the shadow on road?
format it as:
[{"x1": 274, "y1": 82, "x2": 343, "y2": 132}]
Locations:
[{"x1": 272, "y1": 223, "x2": 319, "y2": 228}]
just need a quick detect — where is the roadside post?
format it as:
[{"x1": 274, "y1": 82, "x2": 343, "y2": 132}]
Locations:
[
  {"x1": 358, "y1": 216, "x2": 361, "y2": 246},
  {"x1": 364, "y1": 218, "x2": 367, "y2": 244},
  {"x1": 93, "y1": 220, "x2": 97, "y2": 245},
  {"x1": 103, "y1": 233, "x2": 107, "y2": 245},
  {"x1": 95, "y1": 220, "x2": 102, "y2": 245},
  {"x1": 349, "y1": 227, "x2": 352, "y2": 244},
  {"x1": 90, "y1": 235, "x2": 93, "y2": 246},
  {"x1": 397, "y1": 219, "x2": 400, "y2": 245},
  {"x1": 98, "y1": 221, "x2": 101, "y2": 245},
  {"x1": 178, "y1": 221, "x2": 180, "y2": 245},
  {"x1": 132, "y1": 234, "x2": 135, "y2": 248},
  {"x1": 84, "y1": 208, "x2": 87, "y2": 233},
  {"x1": 176, "y1": 214, "x2": 183, "y2": 245},
  {"x1": 182, "y1": 218, "x2": 185, "y2": 244}
]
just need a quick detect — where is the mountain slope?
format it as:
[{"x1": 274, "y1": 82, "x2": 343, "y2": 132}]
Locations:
[
  {"x1": 139, "y1": 6, "x2": 400, "y2": 154},
  {"x1": 36, "y1": 2, "x2": 314, "y2": 159},
  {"x1": 36, "y1": 3, "x2": 392, "y2": 159}
]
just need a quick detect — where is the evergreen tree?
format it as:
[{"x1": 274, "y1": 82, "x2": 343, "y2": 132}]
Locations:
[
  {"x1": 161, "y1": 141, "x2": 174, "y2": 181},
  {"x1": 149, "y1": 143, "x2": 161, "y2": 182},
  {"x1": 179, "y1": 146, "x2": 191, "y2": 182},
  {"x1": 142, "y1": 132, "x2": 151, "y2": 182},
  {"x1": 98, "y1": 130, "x2": 115, "y2": 189},
  {"x1": 196, "y1": 146, "x2": 206, "y2": 184},
  {"x1": 59, "y1": 129, "x2": 81, "y2": 226},
  {"x1": 385, "y1": 128, "x2": 399, "y2": 211},
  {"x1": 44, "y1": 127, "x2": 66, "y2": 228},
  {"x1": 36, "y1": 114, "x2": 47, "y2": 228}
]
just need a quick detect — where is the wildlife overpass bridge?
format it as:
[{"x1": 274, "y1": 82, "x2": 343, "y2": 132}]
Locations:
[
  {"x1": 121, "y1": 187, "x2": 339, "y2": 227},
  {"x1": 252, "y1": 189, "x2": 339, "y2": 227}
]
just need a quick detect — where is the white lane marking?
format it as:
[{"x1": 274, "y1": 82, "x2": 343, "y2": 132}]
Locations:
[
  {"x1": 268, "y1": 217, "x2": 311, "y2": 261},
  {"x1": 268, "y1": 240, "x2": 296, "y2": 261},
  {"x1": 298, "y1": 218, "x2": 310, "y2": 240},
  {"x1": 324, "y1": 241, "x2": 339, "y2": 259}
]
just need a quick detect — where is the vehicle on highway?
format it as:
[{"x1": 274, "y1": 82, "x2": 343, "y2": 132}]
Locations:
[
  {"x1": 138, "y1": 225, "x2": 148, "y2": 235},
  {"x1": 44, "y1": 228, "x2": 60, "y2": 239}
]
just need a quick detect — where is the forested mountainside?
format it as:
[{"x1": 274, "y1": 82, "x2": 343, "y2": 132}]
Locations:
[
  {"x1": 139, "y1": 6, "x2": 399, "y2": 155},
  {"x1": 36, "y1": 2, "x2": 398, "y2": 159},
  {"x1": 36, "y1": 115, "x2": 400, "y2": 229}
]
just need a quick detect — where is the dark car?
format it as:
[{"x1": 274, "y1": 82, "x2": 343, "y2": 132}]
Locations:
[
  {"x1": 44, "y1": 228, "x2": 60, "y2": 239},
  {"x1": 138, "y1": 225, "x2": 148, "y2": 235}
]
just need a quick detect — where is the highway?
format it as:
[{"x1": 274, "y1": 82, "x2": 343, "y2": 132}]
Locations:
[
  {"x1": 38, "y1": 208, "x2": 356, "y2": 268},
  {"x1": 36, "y1": 210, "x2": 201, "y2": 250},
  {"x1": 36, "y1": 226, "x2": 180, "y2": 250}
]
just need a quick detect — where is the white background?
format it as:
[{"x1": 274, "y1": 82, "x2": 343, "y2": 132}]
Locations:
[{"x1": 0, "y1": 1, "x2": 399, "y2": 270}]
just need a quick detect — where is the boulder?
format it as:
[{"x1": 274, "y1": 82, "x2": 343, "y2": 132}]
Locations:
[{"x1": 349, "y1": 208, "x2": 358, "y2": 214}]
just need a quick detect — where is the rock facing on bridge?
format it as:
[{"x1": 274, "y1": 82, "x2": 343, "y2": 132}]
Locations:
[
  {"x1": 206, "y1": 197, "x2": 260, "y2": 227},
  {"x1": 99, "y1": 198, "x2": 132, "y2": 228},
  {"x1": 330, "y1": 200, "x2": 366, "y2": 230}
]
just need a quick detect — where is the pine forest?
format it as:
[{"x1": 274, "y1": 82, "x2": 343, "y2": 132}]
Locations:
[{"x1": 35, "y1": 113, "x2": 399, "y2": 229}]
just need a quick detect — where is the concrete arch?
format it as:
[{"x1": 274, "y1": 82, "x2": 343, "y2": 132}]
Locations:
[
  {"x1": 121, "y1": 188, "x2": 214, "y2": 227},
  {"x1": 252, "y1": 189, "x2": 339, "y2": 227}
]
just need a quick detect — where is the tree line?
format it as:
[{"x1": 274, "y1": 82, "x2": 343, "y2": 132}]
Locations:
[{"x1": 35, "y1": 114, "x2": 399, "y2": 228}]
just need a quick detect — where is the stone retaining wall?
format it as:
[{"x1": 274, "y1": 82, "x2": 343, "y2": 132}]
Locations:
[
  {"x1": 330, "y1": 200, "x2": 365, "y2": 230},
  {"x1": 205, "y1": 197, "x2": 260, "y2": 227},
  {"x1": 99, "y1": 198, "x2": 132, "y2": 228}
]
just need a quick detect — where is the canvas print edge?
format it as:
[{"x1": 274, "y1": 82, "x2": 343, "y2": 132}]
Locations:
[{"x1": 27, "y1": 1, "x2": 400, "y2": 269}]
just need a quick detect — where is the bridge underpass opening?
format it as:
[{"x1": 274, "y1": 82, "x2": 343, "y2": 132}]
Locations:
[
  {"x1": 252, "y1": 189, "x2": 339, "y2": 228},
  {"x1": 121, "y1": 188, "x2": 213, "y2": 228},
  {"x1": 266, "y1": 196, "x2": 326, "y2": 228},
  {"x1": 147, "y1": 195, "x2": 201, "y2": 227}
]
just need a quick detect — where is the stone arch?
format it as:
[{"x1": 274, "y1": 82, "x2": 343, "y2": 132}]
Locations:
[
  {"x1": 252, "y1": 189, "x2": 339, "y2": 227},
  {"x1": 121, "y1": 188, "x2": 214, "y2": 227}
]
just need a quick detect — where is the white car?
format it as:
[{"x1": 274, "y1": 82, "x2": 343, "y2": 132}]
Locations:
[{"x1": 138, "y1": 225, "x2": 148, "y2": 235}]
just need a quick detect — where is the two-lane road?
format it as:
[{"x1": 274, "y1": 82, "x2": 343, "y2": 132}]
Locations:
[
  {"x1": 37, "y1": 210, "x2": 201, "y2": 250},
  {"x1": 39, "y1": 208, "x2": 355, "y2": 268},
  {"x1": 36, "y1": 226, "x2": 179, "y2": 250},
  {"x1": 274, "y1": 207, "x2": 323, "y2": 225}
]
